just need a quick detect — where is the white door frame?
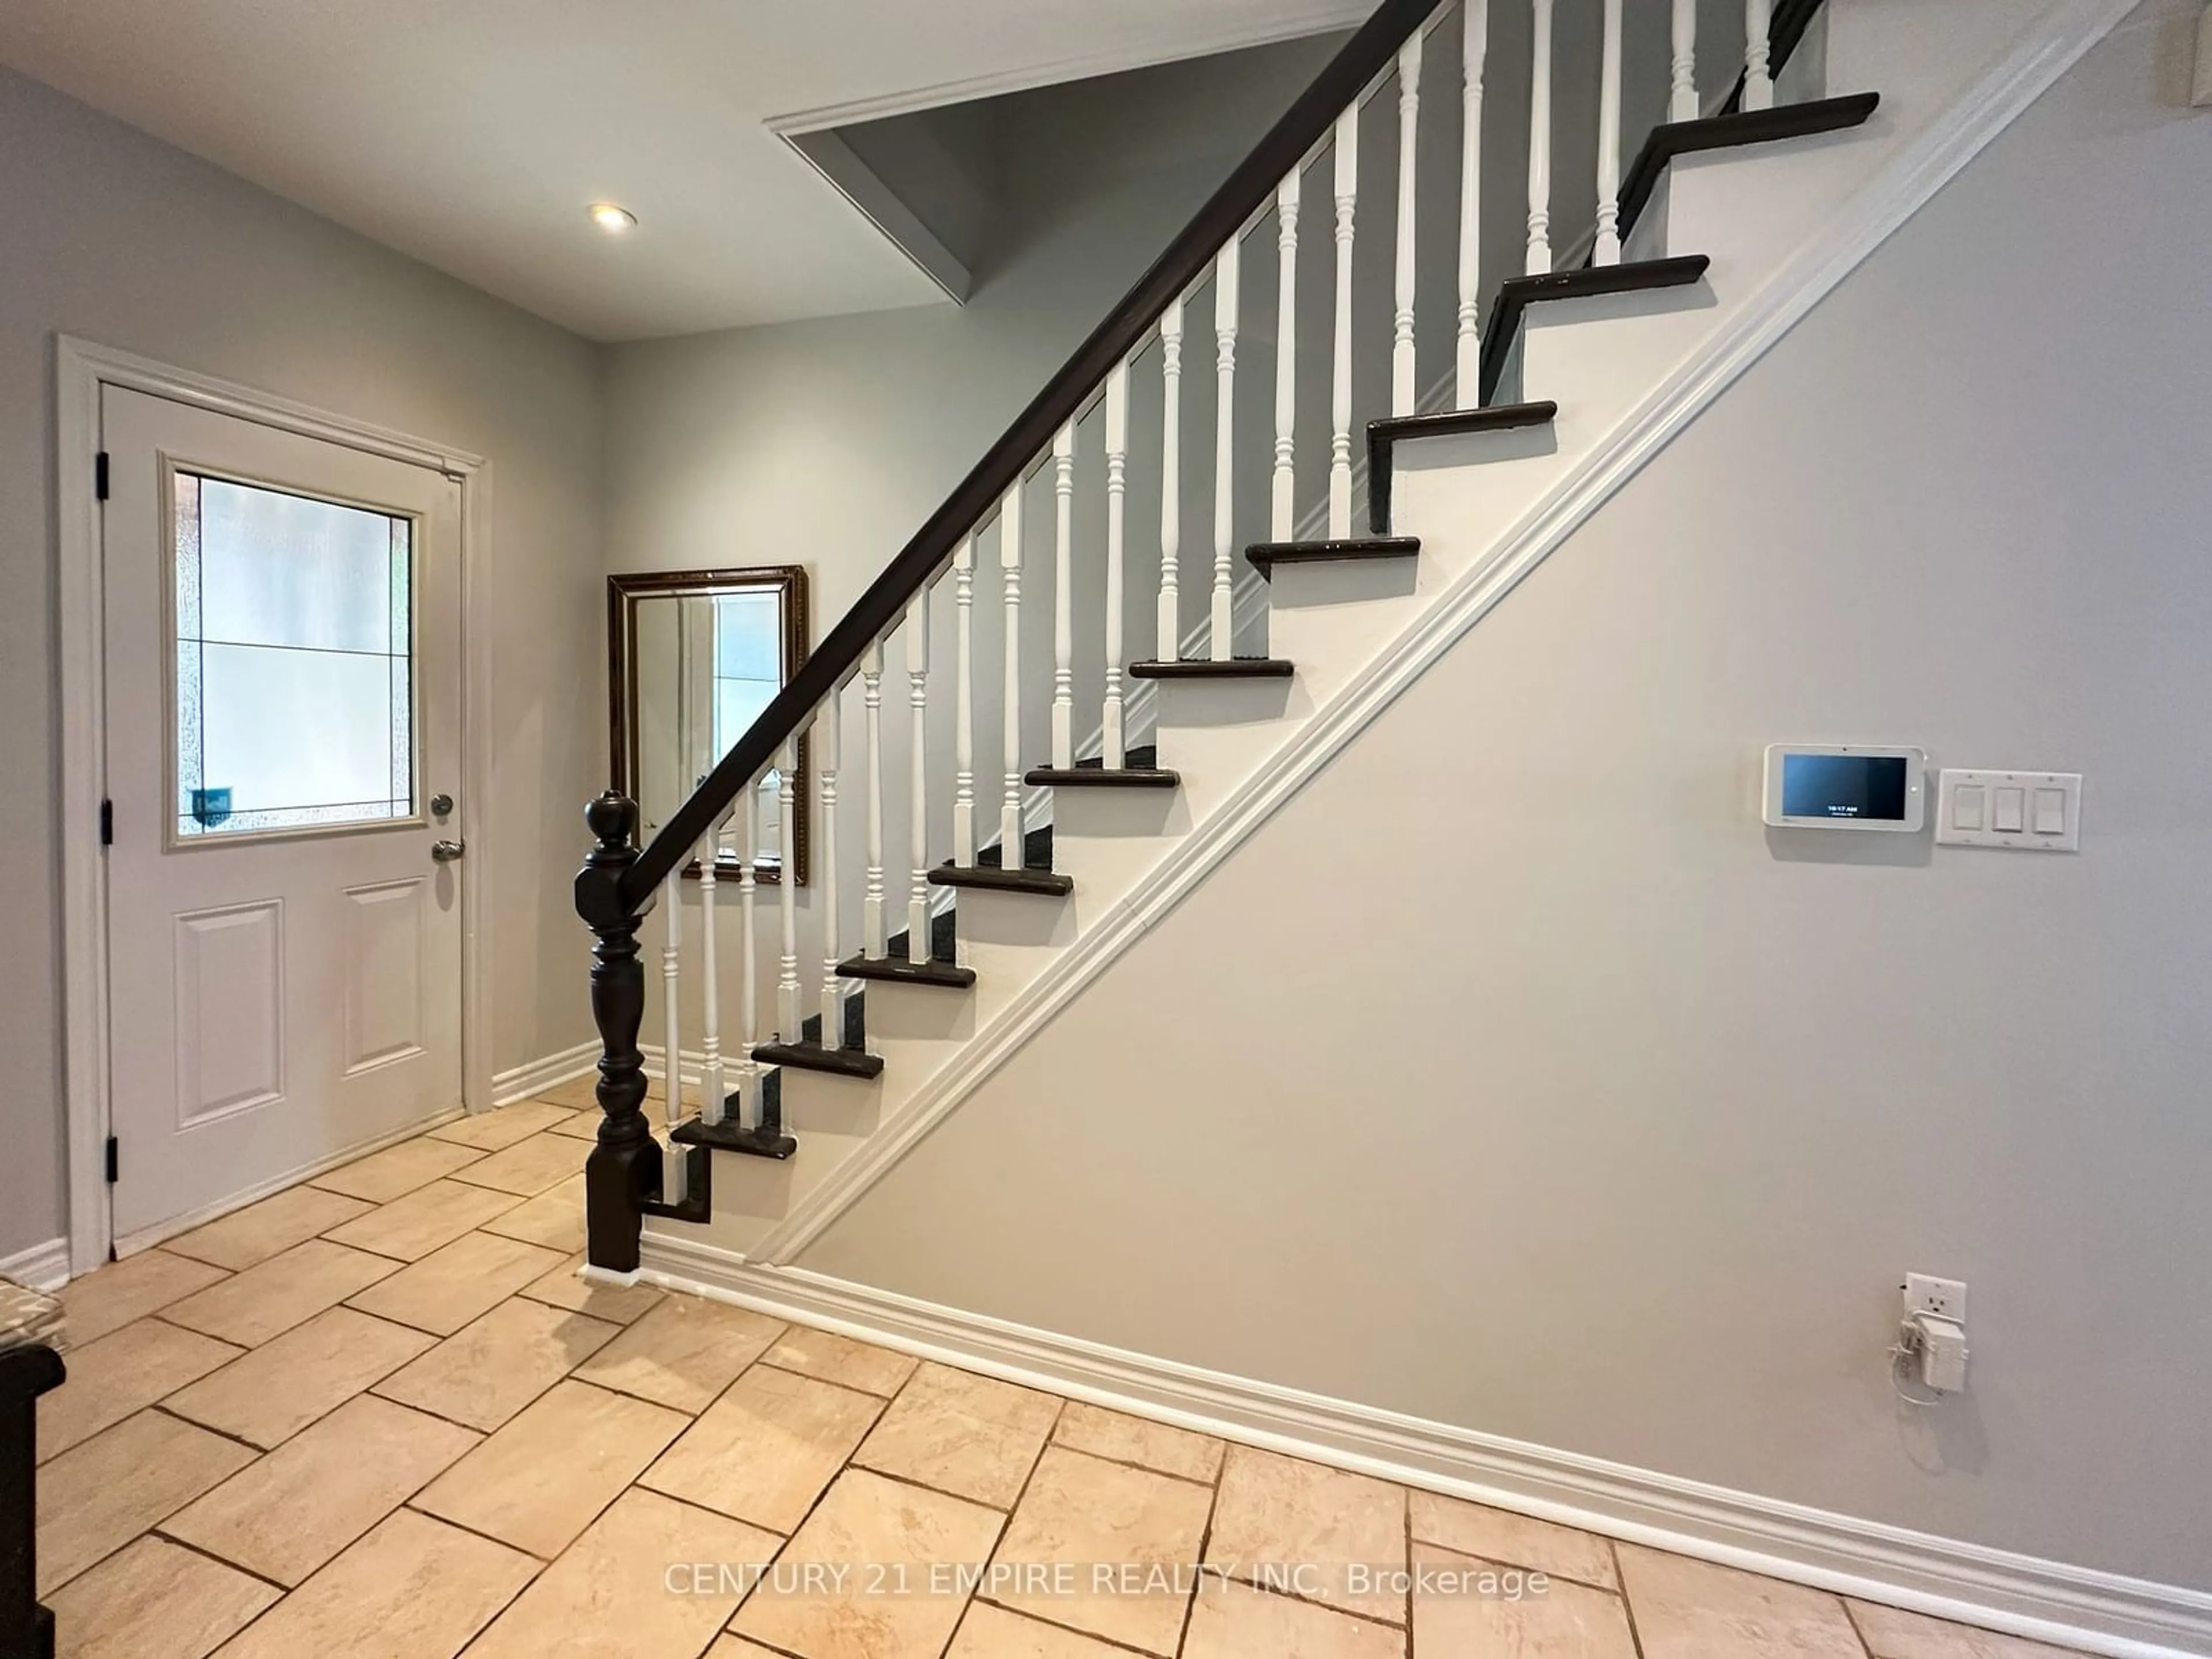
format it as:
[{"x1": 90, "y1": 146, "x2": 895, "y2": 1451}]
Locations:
[{"x1": 55, "y1": 336, "x2": 495, "y2": 1275}]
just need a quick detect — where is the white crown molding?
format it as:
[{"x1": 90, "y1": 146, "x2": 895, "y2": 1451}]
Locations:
[
  {"x1": 764, "y1": 3, "x2": 1374, "y2": 135},
  {"x1": 0, "y1": 1238, "x2": 71, "y2": 1293},
  {"x1": 641, "y1": 1238, "x2": 2212, "y2": 1659},
  {"x1": 491, "y1": 1040, "x2": 601, "y2": 1107},
  {"x1": 741, "y1": 0, "x2": 2135, "y2": 1272}
]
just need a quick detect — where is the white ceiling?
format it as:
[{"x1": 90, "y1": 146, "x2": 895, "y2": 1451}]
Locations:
[{"x1": 0, "y1": 0, "x2": 1366, "y2": 342}]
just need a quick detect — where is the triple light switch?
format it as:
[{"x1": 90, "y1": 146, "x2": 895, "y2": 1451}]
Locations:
[{"x1": 1936, "y1": 770, "x2": 2081, "y2": 852}]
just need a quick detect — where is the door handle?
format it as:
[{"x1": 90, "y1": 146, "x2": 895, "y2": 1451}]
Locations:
[{"x1": 431, "y1": 839, "x2": 466, "y2": 863}]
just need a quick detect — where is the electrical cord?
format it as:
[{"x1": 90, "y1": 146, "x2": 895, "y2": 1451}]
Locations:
[{"x1": 1889, "y1": 1320, "x2": 1945, "y2": 1408}]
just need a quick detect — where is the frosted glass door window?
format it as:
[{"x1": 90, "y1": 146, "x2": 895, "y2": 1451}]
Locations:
[{"x1": 175, "y1": 472, "x2": 414, "y2": 837}]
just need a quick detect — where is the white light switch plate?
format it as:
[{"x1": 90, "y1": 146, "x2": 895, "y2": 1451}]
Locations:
[{"x1": 1937, "y1": 770, "x2": 2081, "y2": 851}]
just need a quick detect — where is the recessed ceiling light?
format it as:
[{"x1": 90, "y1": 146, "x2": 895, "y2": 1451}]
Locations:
[{"x1": 588, "y1": 202, "x2": 637, "y2": 233}]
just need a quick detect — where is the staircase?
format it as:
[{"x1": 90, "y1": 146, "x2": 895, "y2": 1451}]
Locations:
[{"x1": 575, "y1": 0, "x2": 2071, "y2": 1279}]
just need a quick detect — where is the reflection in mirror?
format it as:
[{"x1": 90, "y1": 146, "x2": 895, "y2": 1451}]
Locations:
[{"x1": 608, "y1": 567, "x2": 808, "y2": 883}]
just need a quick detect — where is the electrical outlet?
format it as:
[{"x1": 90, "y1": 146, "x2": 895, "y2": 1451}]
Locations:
[{"x1": 1903, "y1": 1274, "x2": 1967, "y2": 1324}]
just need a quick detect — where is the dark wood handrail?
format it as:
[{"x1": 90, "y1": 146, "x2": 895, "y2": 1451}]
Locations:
[{"x1": 613, "y1": 0, "x2": 1450, "y2": 909}]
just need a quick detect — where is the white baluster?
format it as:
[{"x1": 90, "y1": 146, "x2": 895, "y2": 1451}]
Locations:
[
  {"x1": 999, "y1": 481, "x2": 1025, "y2": 862},
  {"x1": 1393, "y1": 31, "x2": 1422, "y2": 416},
  {"x1": 1671, "y1": 0, "x2": 1699, "y2": 122},
  {"x1": 1594, "y1": 0, "x2": 1623, "y2": 266},
  {"x1": 1330, "y1": 106, "x2": 1358, "y2": 537},
  {"x1": 1272, "y1": 171, "x2": 1300, "y2": 541},
  {"x1": 1157, "y1": 298, "x2": 1183, "y2": 662},
  {"x1": 1051, "y1": 422, "x2": 1075, "y2": 766},
  {"x1": 1210, "y1": 240, "x2": 1238, "y2": 660},
  {"x1": 737, "y1": 787, "x2": 759, "y2": 1127},
  {"x1": 906, "y1": 588, "x2": 931, "y2": 963},
  {"x1": 1744, "y1": 0, "x2": 1774, "y2": 111},
  {"x1": 1103, "y1": 362, "x2": 1129, "y2": 768},
  {"x1": 660, "y1": 868, "x2": 687, "y2": 1202},
  {"x1": 817, "y1": 697, "x2": 842, "y2": 1047},
  {"x1": 952, "y1": 537, "x2": 976, "y2": 867},
  {"x1": 861, "y1": 641, "x2": 885, "y2": 960},
  {"x1": 1456, "y1": 0, "x2": 1487, "y2": 407},
  {"x1": 1527, "y1": 0, "x2": 1554, "y2": 274},
  {"x1": 698, "y1": 821, "x2": 724, "y2": 1126},
  {"x1": 776, "y1": 741, "x2": 800, "y2": 1041}
]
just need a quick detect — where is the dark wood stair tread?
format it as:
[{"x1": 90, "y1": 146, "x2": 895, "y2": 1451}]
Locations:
[
  {"x1": 929, "y1": 863, "x2": 1074, "y2": 896},
  {"x1": 1128, "y1": 658, "x2": 1296, "y2": 680},
  {"x1": 1365, "y1": 403, "x2": 1558, "y2": 534},
  {"x1": 752, "y1": 1040, "x2": 885, "y2": 1080},
  {"x1": 1024, "y1": 766, "x2": 1181, "y2": 789},
  {"x1": 1368, "y1": 402, "x2": 1558, "y2": 446},
  {"x1": 1618, "y1": 93, "x2": 1881, "y2": 244},
  {"x1": 1478, "y1": 255, "x2": 1711, "y2": 407},
  {"x1": 1246, "y1": 536, "x2": 1419, "y2": 579},
  {"x1": 838, "y1": 952, "x2": 976, "y2": 988},
  {"x1": 671, "y1": 1116, "x2": 797, "y2": 1160}
]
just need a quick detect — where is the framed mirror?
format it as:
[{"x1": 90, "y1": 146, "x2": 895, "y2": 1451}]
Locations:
[{"x1": 608, "y1": 566, "x2": 809, "y2": 884}]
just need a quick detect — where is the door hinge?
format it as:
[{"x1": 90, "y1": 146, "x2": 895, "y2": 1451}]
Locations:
[
  {"x1": 94, "y1": 451, "x2": 110, "y2": 501},
  {"x1": 105, "y1": 1135, "x2": 119, "y2": 1184},
  {"x1": 100, "y1": 798, "x2": 113, "y2": 846}
]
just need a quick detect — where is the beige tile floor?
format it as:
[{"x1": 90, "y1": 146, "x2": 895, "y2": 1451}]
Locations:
[{"x1": 39, "y1": 1094, "x2": 2095, "y2": 1659}]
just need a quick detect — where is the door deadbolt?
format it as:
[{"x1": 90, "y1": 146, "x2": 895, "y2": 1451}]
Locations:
[{"x1": 430, "y1": 793, "x2": 454, "y2": 818}]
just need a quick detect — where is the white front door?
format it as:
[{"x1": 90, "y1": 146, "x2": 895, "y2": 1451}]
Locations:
[{"x1": 101, "y1": 387, "x2": 465, "y2": 1247}]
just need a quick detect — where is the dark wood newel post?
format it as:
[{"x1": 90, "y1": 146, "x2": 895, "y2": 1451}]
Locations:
[{"x1": 576, "y1": 791, "x2": 656, "y2": 1275}]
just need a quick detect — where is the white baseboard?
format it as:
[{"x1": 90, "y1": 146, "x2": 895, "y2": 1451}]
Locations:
[
  {"x1": 492, "y1": 1040, "x2": 600, "y2": 1106},
  {"x1": 641, "y1": 1234, "x2": 2212, "y2": 1659},
  {"x1": 1, "y1": 1237, "x2": 70, "y2": 1292}
]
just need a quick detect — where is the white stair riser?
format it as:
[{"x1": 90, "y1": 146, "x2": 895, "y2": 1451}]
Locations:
[
  {"x1": 1049, "y1": 827, "x2": 1185, "y2": 911},
  {"x1": 1265, "y1": 568, "x2": 1427, "y2": 706},
  {"x1": 952, "y1": 886, "x2": 1082, "y2": 952},
  {"x1": 858, "y1": 980, "x2": 978, "y2": 1045},
  {"x1": 1147, "y1": 677, "x2": 1306, "y2": 821},
  {"x1": 675, "y1": 1126, "x2": 871, "y2": 1247},
  {"x1": 1518, "y1": 292, "x2": 1719, "y2": 450},
  {"x1": 776, "y1": 1069, "x2": 881, "y2": 1138},
  {"x1": 1381, "y1": 426, "x2": 1568, "y2": 579},
  {"x1": 1048, "y1": 787, "x2": 1189, "y2": 844},
  {"x1": 1661, "y1": 134, "x2": 1878, "y2": 286},
  {"x1": 1047, "y1": 789, "x2": 1189, "y2": 899}
]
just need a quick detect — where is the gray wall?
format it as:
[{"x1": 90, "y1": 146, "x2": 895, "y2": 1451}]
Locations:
[
  {"x1": 800, "y1": 10, "x2": 2212, "y2": 1592},
  {"x1": 0, "y1": 67, "x2": 606, "y2": 1256}
]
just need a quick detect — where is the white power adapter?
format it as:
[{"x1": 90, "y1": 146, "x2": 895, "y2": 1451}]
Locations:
[{"x1": 1907, "y1": 1312, "x2": 1970, "y2": 1393}]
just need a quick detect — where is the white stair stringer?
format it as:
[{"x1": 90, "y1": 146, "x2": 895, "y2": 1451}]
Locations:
[{"x1": 645, "y1": 0, "x2": 2133, "y2": 1271}]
